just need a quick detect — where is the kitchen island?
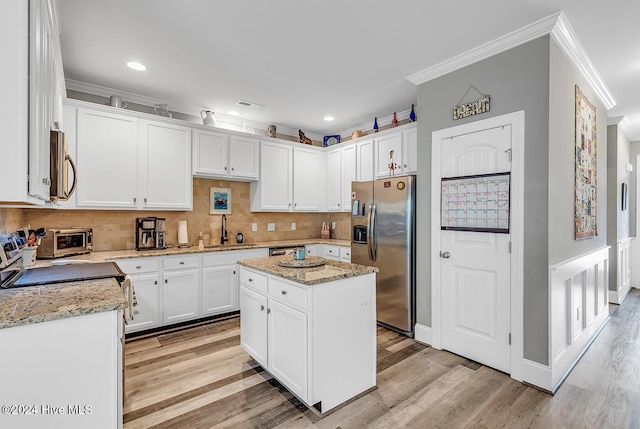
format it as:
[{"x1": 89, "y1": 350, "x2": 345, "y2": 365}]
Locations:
[{"x1": 237, "y1": 255, "x2": 377, "y2": 414}]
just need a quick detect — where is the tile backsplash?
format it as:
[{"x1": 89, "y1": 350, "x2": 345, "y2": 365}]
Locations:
[{"x1": 20, "y1": 179, "x2": 350, "y2": 251}]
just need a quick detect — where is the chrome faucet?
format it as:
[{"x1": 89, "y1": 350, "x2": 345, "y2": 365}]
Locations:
[{"x1": 221, "y1": 214, "x2": 229, "y2": 245}]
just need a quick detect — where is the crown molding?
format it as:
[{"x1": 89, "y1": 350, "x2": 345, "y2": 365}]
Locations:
[
  {"x1": 550, "y1": 13, "x2": 616, "y2": 110},
  {"x1": 65, "y1": 79, "x2": 321, "y2": 140},
  {"x1": 407, "y1": 12, "x2": 560, "y2": 85},
  {"x1": 608, "y1": 116, "x2": 633, "y2": 141},
  {"x1": 406, "y1": 12, "x2": 616, "y2": 111}
]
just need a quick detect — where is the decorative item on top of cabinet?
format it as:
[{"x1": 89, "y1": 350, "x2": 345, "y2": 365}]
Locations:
[
  {"x1": 154, "y1": 103, "x2": 172, "y2": 118},
  {"x1": 352, "y1": 130, "x2": 362, "y2": 139},
  {"x1": 201, "y1": 110, "x2": 217, "y2": 126},
  {"x1": 267, "y1": 124, "x2": 277, "y2": 138},
  {"x1": 391, "y1": 112, "x2": 398, "y2": 128},
  {"x1": 323, "y1": 135, "x2": 341, "y2": 147},
  {"x1": 409, "y1": 104, "x2": 417, "y2": 122},
  {"x1": 298, "y1": 129, "x2": 313, "y2": 145},
  {"x1": 373, "y1": 117, "x2": 379, "y2": 133}
]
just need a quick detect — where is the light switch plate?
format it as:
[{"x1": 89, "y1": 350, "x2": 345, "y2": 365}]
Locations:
[
  {"x1": 251, "y1": 223, "x2": 257, "y2": 232},
  {"x1": 291, "y1": 222, "x2": 296, "y2": 230},
  {"x1": 267, "y1": 223, "x2": 275, "y2": 232}
]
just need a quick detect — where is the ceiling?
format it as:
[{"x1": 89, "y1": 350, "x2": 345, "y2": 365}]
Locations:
[{"x1": 57, "y1": 0, "x2": 640, "y2": 140}]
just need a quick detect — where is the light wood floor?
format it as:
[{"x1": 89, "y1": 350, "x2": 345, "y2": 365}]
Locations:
[{"x1": 123, "y1": 289, "x2": 640, "y2": 428}]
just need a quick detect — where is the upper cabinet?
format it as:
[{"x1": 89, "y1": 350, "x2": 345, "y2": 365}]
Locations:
[
  {"x1": 193, "y1": 130, "x2": 259, "y2": 181},
  {"x1": 250, "y1": 141, "x2": 323, "y2": 212},
  {"x1": 327, "y1": 145, "x2": 356, "y2": 212},
  {"x1": 75, "y1": 106, "x2": 192, "y2": 210},
  {"x1": 374, "y1": 123, "x2": 417, "y2": 178},
  {"x1": 1, "y1": 0, "x2": 64, "y2": 204}
]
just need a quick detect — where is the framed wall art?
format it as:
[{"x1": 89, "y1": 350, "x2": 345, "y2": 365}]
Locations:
[
  {"x1": 574, "y1": 85, "x2": 597, "y2": 240},
  {"x1": 210, "y1": 187, "x2": 231, "y2": 215}
]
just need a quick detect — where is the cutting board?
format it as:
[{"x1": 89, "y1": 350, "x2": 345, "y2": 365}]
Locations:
[{"x1": 13, "y1": 262, "x2": 124, "y2": 287}]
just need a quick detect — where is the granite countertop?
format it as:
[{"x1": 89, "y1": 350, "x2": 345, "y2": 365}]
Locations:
[
  {"x1": 238, "y1": 255, "x2": 377, "y2": 286},
  {"x1": 0, "y1": 277, "x2": 126, "y2": 329},
  {"x1": 28, "y1": 238, "x2": 351, "y2": 264}
]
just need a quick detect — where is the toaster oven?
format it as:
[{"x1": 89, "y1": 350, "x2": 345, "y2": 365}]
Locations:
[{"x1": 37, "y1": 228, "x2": 93, "y2": 259}]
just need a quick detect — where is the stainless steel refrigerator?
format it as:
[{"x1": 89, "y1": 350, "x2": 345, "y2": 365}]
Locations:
[{"x1": 351, "y1": 175, "x2": 416, "y2": 337}]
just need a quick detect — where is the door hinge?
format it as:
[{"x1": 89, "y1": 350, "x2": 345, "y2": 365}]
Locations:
[
  {"x1": 509, "y1": 333, "x2": 512, "y2": 345},
  {"x1": 505, "y1": 148, "x2": 512, "y2": 162},
  {"x1": 508, "y1": 241, "x2": 512, "y2": 253}
]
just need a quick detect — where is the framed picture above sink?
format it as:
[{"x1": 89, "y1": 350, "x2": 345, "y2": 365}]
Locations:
[{"x1": 210, "y1": 187, "x2": 231, "y2": 215}]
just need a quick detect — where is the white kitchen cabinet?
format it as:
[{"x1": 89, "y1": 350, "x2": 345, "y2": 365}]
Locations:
[
  {"x1": 403, "y1": 127, "x2": 418, "y2": 173},
  {"x1": 251, "y1": 141, "x2": 323, "y2": 212},
  {"x1": 76, "y1": 108, "x2": 139, "y2": 208},
  {"x1": 229, "y1": 135, "x2": 259, "y2": 180},
  {"x1": 0, "y1": 310, "x2": 123, "y2": 429},
  {"x1": 115, "y1": 257, "x2": 161, "y2": 334},
  {"x1": 356, "y1": 139, "x2": 375, "y2": 182},
  {"x1": 162, "y1": 255, "x2": 200, "y2": 324},
  {"x1": 202, "y1": 265, "x2": 237, "y2": 315},
  {"x1": 139, "y1": 120, "x2": 192, "y2": 210},
  {"x1": 192, "y1": 129, "x2": 228, "y2": 177},
  {"x1": 374, "y1": 123, "x2": 417, "y2": 178},
  {"x1": 326, "y1": 148, "x2": 342, "y2": 211},
  {"x1": 342, "y1": 145, "x2": 357, "y2": 210},
  {"x1": 323, "y1": 244, "x2": 340, "y2": 261},
  {"x1": 268, "y1": 297, "x2": 308, "y2": 400},
  {"x1": 293, "y1": 146, "x2": 322, "y2": 211},
  {"x1": 239, "y1": 265, "x2": 376, "y2": 414},
  {"x1": 339, "y1": 247, "x2": 352, "y2": 263},
  {"x1": 240, "y1": 284, "x2": 269, "y2": 367},
  {"x1": 305, "y1": 244, "x2": 320, "y2": 257},
  {"x1": 193, "y1": 130, "x2": 259, "y2": 180},
  {"x1": 254, "y1": 141, "x2": 293, "y2": 210},
  {"x1": 75, "y1": 107, "x2": 192, "y2": 210},
  {"x1": 1, "y1": 0, "x2": 64, "y2": 204}
]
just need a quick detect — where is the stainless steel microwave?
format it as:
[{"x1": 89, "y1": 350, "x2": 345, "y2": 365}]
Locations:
[
  {"x1": 50, "y1": 130, "x2": 77, "y2": 201},
  {"x1": 37, "y1": 228, "x2": 93, "y2": 259}
]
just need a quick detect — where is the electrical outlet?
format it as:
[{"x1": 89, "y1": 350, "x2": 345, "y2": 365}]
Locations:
[
  {"x1": 291, "y1": 222, "x2": 296, "y2": 230},
  {"x1": 267, "y1": 223, "x2": 275, "y2": 232},
  {"x1": 251, "y1": 223, "x2": 257, "y2": 232},
  {"x1": 331, "y1": 221, "x2": 336, "y2": 230}
]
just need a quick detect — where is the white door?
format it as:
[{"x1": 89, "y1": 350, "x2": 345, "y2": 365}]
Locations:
[
  {"x1": 193, "y1": 129, "x2": 228, "y2": 177},
  {"x1": 293, "y1": 147, "x2": 321, "y2": 211},
  {"x1": 440, "y1": 125, "x2": 512, "y2": 373},
  {"x1": 229, "y1": 136, "x2": 259, "y2": 179},
  {"x1": 202, "y1": 265, "x2": 237, "y2": 315},
  {"x1": 240, "y1": 285, "x2": 268, "y2": 367},
  {"x1": 163, "y1": 269, "x2": 199, "y2": 323},
  {"x1": 260, "y1": 142, "x2": 292, "y2": 210}
]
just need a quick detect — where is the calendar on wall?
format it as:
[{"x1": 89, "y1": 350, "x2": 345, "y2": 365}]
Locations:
[{"x1": 441, "y1": 172, "x2": 510, "y2": 233}]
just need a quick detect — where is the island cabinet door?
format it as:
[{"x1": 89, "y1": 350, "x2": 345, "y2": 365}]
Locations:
[
  {"x1": 240, "y1": 285, "x2": 268, "y2": 367},
  {"x1": 268, "y1": 299, "x2": 308, "y2": 401}
]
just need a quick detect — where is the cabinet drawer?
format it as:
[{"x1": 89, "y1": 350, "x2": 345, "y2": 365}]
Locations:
[
  {"x1": 339, "y1": 246, "x2": 351, "y2": 259},
  {"x1": 323, "y1": 245, "x2": 340, "y2": 260},
  {"x1": 164, "y1": 255, "x2": 199, "y2": 270},
  {"x1": 269, "y1": 277, "x2": 308, "y2": 311},
  {"x1": 240, "y1": 268, "x2": 267, "y2": 294},
  {"x1": 115, "y1": 257, "x2": 159, "y2": 274}
]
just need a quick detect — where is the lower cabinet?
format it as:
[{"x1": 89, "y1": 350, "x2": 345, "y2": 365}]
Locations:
[
  {"x1": 116, "y1": 248, "x2": 268, "y2": 334},
  {"x1": 239, "y1": 265, "x2": 376, "y2": 413}
]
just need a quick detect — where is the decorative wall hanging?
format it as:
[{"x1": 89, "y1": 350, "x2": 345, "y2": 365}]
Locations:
[
  {"x1": 441, "y1": 172, "x2": 510, "y2": 234},
  {"x1": 453, "y1": 85, "x2": 490, "y2": 120},
  {"x1": 574, "y1": 85, "x2": 597, "y2": 239},
  {"x1": 210, "y1": 187, "x2": 231, "y2": 215},
  {"x1": 387, "y1": 150, "x2": 398, "y2": 177}
]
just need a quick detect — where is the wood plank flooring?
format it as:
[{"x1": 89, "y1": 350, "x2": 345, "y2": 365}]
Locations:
[{"x1": 124, "y1": 290, "x2": 640, "y2": 428}]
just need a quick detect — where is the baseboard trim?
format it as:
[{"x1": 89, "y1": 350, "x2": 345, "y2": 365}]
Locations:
[
  {"x1": 522, "y1": 359, "x2": 552, "y2": 392},
  {"x1": 609, "y1": 289, "x2": 620, "y2": 304},
  {"x1": 414, "y1": 323, "x2": 432, "y2": 346}
]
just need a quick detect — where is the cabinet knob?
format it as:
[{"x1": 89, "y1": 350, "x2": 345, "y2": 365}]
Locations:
[
  {"x1": 404, "y1": 164, "x2": 407, "y2": 168},
  {"x1": 248, "y1": 278, "x2": 253, "y2": 282},
  {"x1": 260, "y1": 305, "x2": 265, "y2": 311},
  {"x1": 281, "y1": 290, "x2": 287, "y2": 295},
  {"x1": 144, "y1": 197, "x2": 147, "y2": 204},
  {"x1": 179, "y1": 261, "x2": 185, "y2": 265},
  {"x1": 136, "y1": 265, "x2": 142, "y2": 269},
  {"x1": 224, "y1": 166, "x2": 227, "y2": 170},
  {"x1": 154, "y1": 280, "x2": 157, "y2": 285},
  {"x1": 267, "y1": 308, "x2": 271, "y2": 314},
  {"x1": 133, "y1": 197, "x2": 137, "y2": 204},
  {"x1": 165, "y1": 279, "x2": 168, "y2": 283}
]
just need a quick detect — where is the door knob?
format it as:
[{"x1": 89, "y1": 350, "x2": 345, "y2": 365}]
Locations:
[{"x1": 440, "y1": 251, "x2": 451, "y2": 259}]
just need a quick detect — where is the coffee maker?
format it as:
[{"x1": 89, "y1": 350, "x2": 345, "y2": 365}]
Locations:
[{"x1": 136, "y1": 217, "x2": 166, "y2": 250}]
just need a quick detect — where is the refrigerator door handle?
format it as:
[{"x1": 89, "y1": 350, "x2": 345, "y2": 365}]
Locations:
[
  {"x1": 367, "y1": 203, "x2": 374, "y2": 261},
  {"x1": 370, "y1": 202, "x2": 378, "y2": 261}
]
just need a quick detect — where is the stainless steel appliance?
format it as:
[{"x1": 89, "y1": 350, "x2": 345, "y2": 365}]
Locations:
[
  {"x1": 37, "y1": 228, "x2": 93, "y2": 259},
  {"x1": 351, "y1": 175, "x2": 416, "y2": 337},
  {"x1": 136, "y1": 217, "x2": 166, "y2": 250},
  {"x1": 50, "y1": 130, "x2": 77, "y2": 201}
]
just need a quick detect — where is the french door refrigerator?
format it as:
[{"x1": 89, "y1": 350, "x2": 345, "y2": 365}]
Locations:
[{"x1": 351, "y1": 175, "x2": 416, "y2": 337}]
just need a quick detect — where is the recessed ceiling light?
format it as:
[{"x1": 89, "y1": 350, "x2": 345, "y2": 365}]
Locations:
[
  {"x1": 126, "y1": 61, "x2": 146, "y2": 71},
  {"x1": 324, "y1": 116, "x2": 335, "y2": 121},
  {"x1": 228, "y1": 110, "x2": 240, "y2": 116}
]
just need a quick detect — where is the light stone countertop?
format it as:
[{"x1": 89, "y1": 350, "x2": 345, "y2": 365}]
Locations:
[
  {"x1": 0, "y1": 238, "x2": 350, "y2": 329},
  {"x1": 0, "y1": 277, "x2": 126, "y2": 329},
  {"x1": 238, "y1": 255, "x2": 378, "y2": 286}
]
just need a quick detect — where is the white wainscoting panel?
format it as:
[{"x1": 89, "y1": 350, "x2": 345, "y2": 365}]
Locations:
[
  {"x1": 610, "y1": 238, "x2": 633, "y2": 304},
  {"x1": 544, "y1": 246, "x2": 610, "y2": 392}
]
